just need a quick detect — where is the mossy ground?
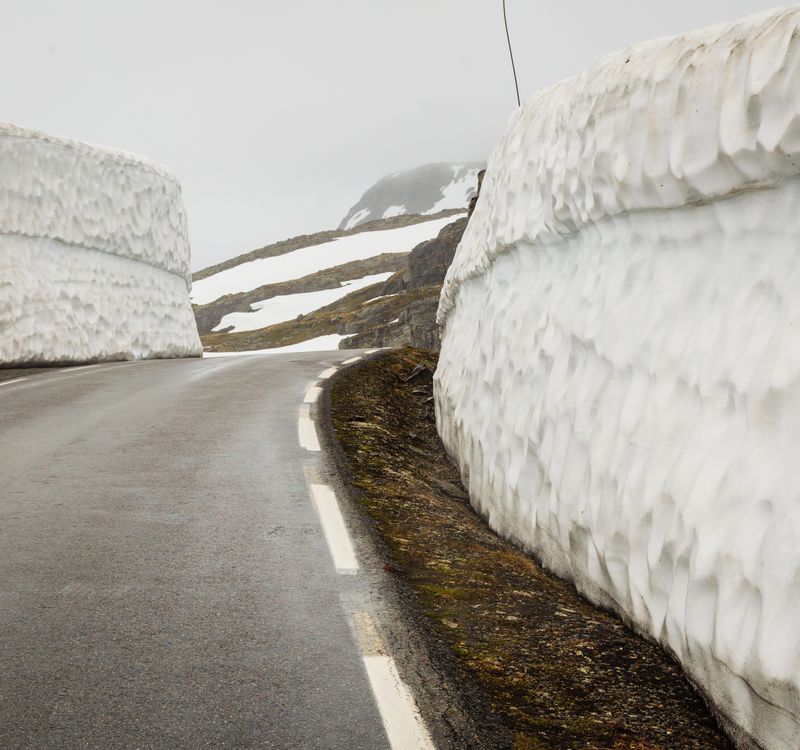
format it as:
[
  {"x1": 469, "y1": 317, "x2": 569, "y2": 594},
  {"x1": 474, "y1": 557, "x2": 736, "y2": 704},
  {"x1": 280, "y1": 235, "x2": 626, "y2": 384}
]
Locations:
[{"x1": 329, "y1": 349, "x2": 733, "y2": 750}]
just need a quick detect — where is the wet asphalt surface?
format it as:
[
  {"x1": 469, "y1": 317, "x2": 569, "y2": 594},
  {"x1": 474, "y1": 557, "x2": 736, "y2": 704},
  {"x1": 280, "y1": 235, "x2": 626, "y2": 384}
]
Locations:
[{"x1": 0, "y1": 353, "x2": 391, "y2": 749}]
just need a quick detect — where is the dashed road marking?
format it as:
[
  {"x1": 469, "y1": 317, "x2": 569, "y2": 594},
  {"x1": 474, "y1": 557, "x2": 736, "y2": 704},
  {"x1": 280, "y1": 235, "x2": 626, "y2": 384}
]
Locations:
[
  {"x1": 342, "y1": 356, "x2": 362, "y2": 365},
  {"x1": 304, "y1": 384, "x2": 322, "y2": 404},
  {"x1": 349, "y1": 611, "x2": 435, "y2": 750},
  {"x1": 301, "y1": 370, "x2": 434, "y2": 749},
  {"x1": 298, "y1": 404, "x2": 321, "y2": 451},
  {"x1": 309, "y1": 483, "x2": 359, "y2": 574},
  {"x1": 0, "y1": 378, "x2": 27, "y2": 388}
]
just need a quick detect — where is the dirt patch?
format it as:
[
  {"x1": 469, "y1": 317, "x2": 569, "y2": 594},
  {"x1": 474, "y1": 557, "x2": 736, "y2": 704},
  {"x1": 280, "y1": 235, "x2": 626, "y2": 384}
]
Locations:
[{"x1": 328, "y1": 349, "x2": 733, "y2": 750}]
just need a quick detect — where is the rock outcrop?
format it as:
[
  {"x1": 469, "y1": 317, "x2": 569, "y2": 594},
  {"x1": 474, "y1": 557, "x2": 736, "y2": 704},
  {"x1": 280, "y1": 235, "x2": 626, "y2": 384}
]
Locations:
[{"x1": 344, "y1": 215, "x2": 468, "y2": 350}]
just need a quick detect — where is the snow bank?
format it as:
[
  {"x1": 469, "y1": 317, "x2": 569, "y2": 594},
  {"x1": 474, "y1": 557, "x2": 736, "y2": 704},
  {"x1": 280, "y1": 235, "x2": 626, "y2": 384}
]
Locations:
[
  {"x1": 435, "y1": 7, "x2": 800, "y2": 750},
  {"x1": 0, "y1": 123, "x2": 201, "y2": 364},
  {"x1": 192, "y1": 215, "x2": 461, "y2": 306}
]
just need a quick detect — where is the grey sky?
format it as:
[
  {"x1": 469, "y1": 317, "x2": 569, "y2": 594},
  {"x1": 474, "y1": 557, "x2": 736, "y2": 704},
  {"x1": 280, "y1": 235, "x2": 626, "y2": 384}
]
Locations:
[{"x1": 1, "y1": 0, "x2": 783, "y2": 270}]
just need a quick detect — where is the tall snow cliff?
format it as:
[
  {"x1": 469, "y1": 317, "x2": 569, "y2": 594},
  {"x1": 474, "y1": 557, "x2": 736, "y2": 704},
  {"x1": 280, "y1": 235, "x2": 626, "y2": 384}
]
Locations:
[
  {"x1": 0, "y1": 123, "x2": 201, "y2": 364},
  {"x1": 435, "y1": 6, "x2": 800, "y2": 750}
]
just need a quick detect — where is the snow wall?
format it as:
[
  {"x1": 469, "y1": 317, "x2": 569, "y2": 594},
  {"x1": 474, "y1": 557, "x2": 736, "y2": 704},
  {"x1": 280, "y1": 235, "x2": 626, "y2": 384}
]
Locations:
[
  {"x1": 0, "y1": 123, "x2": 201, "y2": 364},
  {"x1": 435, "y1": 7, "x2": 800, "y2": 750}
]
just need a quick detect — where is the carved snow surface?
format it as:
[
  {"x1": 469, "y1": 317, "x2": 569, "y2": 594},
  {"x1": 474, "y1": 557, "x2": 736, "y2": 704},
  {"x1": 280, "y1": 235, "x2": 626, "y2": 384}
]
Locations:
[
  {"x1": 0, "y1": 123, "x2": 201, "y2": 364},
  {"x1": 435, "y1": 7, "x2": 800, "y2": 750}
]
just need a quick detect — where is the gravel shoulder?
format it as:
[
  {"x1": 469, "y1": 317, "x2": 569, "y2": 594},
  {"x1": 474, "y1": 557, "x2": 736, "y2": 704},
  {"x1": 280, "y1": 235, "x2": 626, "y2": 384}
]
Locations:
[{"x1": 324, "y1": 348, "x2": 734, "y2": 750}]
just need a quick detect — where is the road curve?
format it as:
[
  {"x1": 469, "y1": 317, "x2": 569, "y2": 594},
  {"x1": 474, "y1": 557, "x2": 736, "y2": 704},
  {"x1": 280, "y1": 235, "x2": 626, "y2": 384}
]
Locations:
[{"x1": 0, "y1": 353, "x2": 394, "y2": 750}]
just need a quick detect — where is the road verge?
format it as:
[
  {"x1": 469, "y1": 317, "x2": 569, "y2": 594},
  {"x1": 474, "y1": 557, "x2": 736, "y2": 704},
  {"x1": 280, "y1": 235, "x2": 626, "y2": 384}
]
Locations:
[{"x1": 321, "y1": 348, "x2": 733, "y2": 750}]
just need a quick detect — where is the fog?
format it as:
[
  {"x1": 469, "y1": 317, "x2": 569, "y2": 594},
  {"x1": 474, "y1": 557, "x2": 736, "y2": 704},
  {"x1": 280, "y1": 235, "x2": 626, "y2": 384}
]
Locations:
[{"x1": 0, "y1": 0, "x2": 783, "y2": 269}]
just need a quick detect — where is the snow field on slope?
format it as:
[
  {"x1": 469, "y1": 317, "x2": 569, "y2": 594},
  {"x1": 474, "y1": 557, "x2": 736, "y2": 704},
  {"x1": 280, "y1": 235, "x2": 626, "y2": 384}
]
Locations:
[
  {"x1": 343, "y1": 208, "x2": 370, "y2": 230},
  {"x1": 382, "y1": 205, "x2": 406, "y2": 219},
  {"x1": 213, "y1": 272, "x2": 392, "y2": 332},
  {"x1": 425, "y1": 166, "x2": 481, "y2": 215},
  {"x1": 192, "y1": 215, "x2": 460, "y2": 306},
  {"x1": 203, "y1": 334, "x2": 353, "y2": 356}
]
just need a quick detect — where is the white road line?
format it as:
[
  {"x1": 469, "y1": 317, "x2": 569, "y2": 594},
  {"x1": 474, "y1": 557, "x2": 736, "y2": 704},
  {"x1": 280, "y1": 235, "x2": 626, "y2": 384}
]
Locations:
[
  {"x1": 348, "y1": 612, "x2": 436, "y2": 749},
  {"x1": 58, "y1": 362, "x2": 138, "y2": 378},
  {"x1": 363, "y1": 655, "x2": 435, "y2": 750},
  {"x1": 365, "y1": 349, "x2": 381, "y2": 354},
  {"x1": 298, "y1": 405, "x2": 321, "y2": 451},
  {"x1": 342, "y1": 356, "x2": 362, "y2": 365},
  {"x1": 58, "y1": 364, "x2": 99, "y2": 373},
  {"x1": 309, "y1": 483, "x2": 359, "y2": 574},
  {"x1": 304, "y1": 384, "x2": 322, "y2": 404},
  {"x1": 0, "y1": 377, "x2": 27, "y2": 387},
  {"x1": 318, "y1": 367, "x2": 338, "y2": 380},
  {"x1": 348, "y1": 612, "x2": 436, "y2": 748}
]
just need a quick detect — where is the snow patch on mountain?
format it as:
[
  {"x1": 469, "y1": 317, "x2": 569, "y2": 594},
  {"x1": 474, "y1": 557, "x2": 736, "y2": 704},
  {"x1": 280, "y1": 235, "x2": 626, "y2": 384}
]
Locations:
[
  {"x1": 343, "y1": 208, "x2": 370, "y2": 231},
  {"x1": 382, "y1": 205, "x2": 406, "y2": 219},
  {"x1": 191, "y1": 214, "x2": 459, "y2": 306},
  {"x1": 339, "y1": 162, "x2": 483, "y2": 230},
  {"x1": 213, "y1": 272, "x2": 393, "y2": 333}
]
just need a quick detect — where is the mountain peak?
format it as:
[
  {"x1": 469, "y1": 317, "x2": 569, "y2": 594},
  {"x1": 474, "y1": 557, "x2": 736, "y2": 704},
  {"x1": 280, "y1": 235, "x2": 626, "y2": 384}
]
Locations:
[{"x1": 339, "y1": 162, "x2": 484, "y2": 231}]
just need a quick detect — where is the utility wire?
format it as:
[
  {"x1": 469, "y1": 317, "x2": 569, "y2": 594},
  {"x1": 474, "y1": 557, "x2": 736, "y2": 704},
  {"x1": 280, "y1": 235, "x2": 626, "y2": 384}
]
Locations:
[{"x1": 503, "y1": 0, "x2": 521, "y2": 107}]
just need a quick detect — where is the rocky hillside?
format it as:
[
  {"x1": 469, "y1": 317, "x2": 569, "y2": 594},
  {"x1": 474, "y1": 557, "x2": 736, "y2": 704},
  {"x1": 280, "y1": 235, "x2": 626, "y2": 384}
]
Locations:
[
  {"x1": 339, "y1": 162, "x2": 483, "y2": 230},
  {"x1": 193, "y1": 169, "x2": 484, "y2": 354}
]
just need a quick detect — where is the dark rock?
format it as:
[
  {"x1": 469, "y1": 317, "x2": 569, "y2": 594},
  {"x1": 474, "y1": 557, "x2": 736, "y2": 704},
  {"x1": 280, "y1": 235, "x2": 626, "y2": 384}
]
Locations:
[
  {"x1": 404, "y1": 364, "x2": 433, "y2": 383},
  {"x1": 405, "y1": 217, "x2": 468, "y2": 290},
  {"x1": 467, "y1": 169, "x2": 486, "y2": 219},
  {"x1": 431, "y1": 477, "x2": 469, "y2": 501}
]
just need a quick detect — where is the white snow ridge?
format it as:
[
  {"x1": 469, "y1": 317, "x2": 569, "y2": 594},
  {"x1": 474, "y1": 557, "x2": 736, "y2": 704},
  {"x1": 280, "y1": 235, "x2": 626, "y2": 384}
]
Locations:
[
  {"x1": 436, "y1": 7, "x2": 800, "y2": 750},
  {"x1": 0, "y1": 123, "x2": 201, "y2": 364}
]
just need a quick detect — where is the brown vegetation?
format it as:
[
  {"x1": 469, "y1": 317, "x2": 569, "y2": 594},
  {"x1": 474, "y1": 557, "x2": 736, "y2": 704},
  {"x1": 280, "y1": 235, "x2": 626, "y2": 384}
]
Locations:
[{"x1": 328, "y1": 349, "x2": 733, "y2": 750}]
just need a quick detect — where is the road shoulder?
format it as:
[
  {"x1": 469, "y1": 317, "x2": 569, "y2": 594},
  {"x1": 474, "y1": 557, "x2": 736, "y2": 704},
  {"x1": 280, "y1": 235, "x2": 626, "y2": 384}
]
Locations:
[{"x1": 319, "y1": 348, "x2": 733, "y2": 750}]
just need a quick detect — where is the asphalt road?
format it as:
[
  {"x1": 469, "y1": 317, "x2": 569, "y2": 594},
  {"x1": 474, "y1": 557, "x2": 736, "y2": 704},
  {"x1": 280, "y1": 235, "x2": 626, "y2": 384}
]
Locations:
[{"x1": 0, "y1": 353, "x2": 394, "y2": 750}]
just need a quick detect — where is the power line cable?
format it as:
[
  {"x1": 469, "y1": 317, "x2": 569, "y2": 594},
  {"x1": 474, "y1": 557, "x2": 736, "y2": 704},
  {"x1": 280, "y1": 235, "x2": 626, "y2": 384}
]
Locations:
[{"x1": 503, "y1": 0, "x2": 521, "y2": 107}]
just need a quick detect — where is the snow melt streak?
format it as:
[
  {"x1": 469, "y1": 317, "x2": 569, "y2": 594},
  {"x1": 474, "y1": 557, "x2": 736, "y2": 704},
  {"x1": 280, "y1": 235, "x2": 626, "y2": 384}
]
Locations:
[
  {"x1": 0, "y1": 123, "x2": 201, "y2": 364},
  {"x1": 436, "y1": 8, "x2": 800, "y2": 750}
]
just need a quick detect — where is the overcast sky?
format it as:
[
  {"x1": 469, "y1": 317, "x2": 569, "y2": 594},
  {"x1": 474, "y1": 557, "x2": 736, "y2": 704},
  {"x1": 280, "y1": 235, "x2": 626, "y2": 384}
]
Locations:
[{"x1": 0, "y1": 0, "x2": 783, "y2": 270}]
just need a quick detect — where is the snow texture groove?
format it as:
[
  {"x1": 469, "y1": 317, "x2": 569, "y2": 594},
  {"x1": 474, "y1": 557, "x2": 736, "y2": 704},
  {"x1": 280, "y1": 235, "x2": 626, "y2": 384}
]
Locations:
[
  {"x1": 435, "y1": 7, "x2": 800, "y2": 750},
  {"x1": 0, "y1": 123, "x2": 201, "y2": 364}
]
